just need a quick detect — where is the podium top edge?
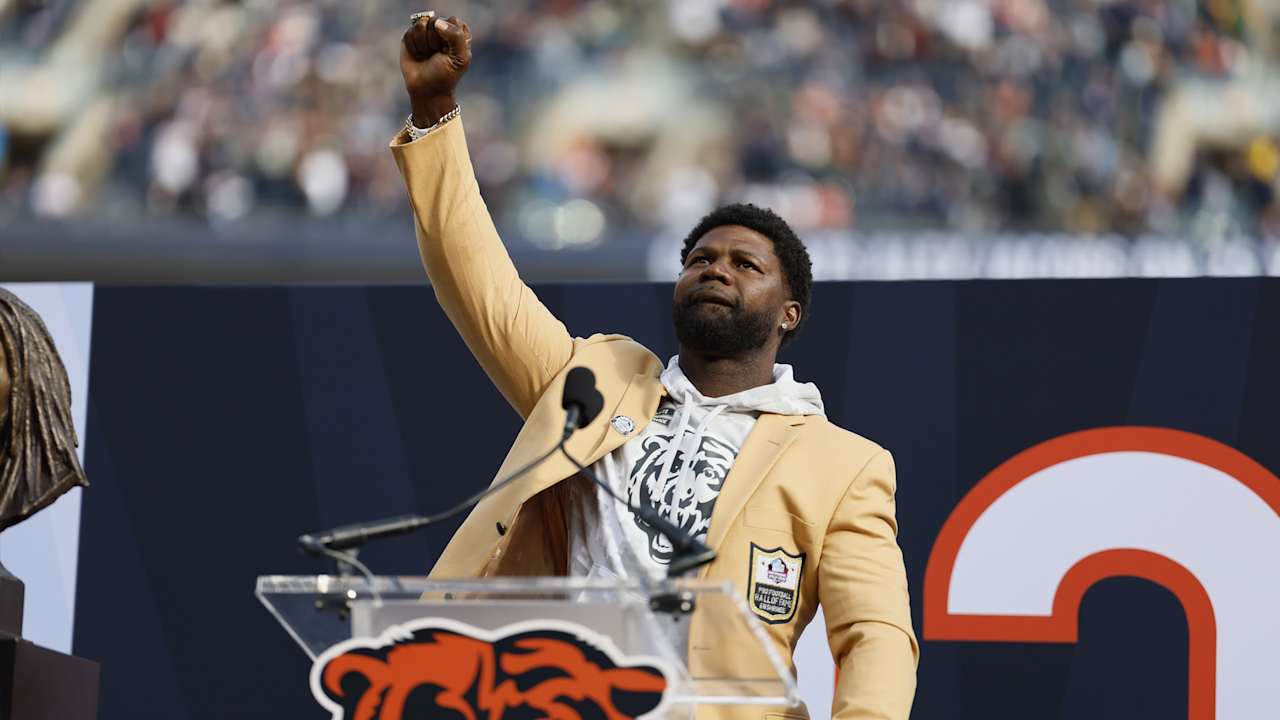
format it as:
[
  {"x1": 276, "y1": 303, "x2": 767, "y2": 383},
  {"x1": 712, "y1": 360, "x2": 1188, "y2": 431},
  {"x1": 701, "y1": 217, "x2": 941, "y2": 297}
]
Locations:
[{"x1": 254, "y1": 575, "x2": 736, "y2": 596}]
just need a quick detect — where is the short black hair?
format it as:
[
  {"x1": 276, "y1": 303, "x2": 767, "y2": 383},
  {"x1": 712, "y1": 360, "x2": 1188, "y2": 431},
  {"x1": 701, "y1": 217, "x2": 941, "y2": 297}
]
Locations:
[{"x1": 679, "y1": 203, "x2": 813, "y2": 346}]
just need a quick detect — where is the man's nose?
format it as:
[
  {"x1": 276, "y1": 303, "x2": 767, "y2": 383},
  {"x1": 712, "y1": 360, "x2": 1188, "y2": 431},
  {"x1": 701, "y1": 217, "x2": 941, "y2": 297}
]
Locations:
[{"x1": 699, "y1": 260, "x2": 732, "y2": 284}]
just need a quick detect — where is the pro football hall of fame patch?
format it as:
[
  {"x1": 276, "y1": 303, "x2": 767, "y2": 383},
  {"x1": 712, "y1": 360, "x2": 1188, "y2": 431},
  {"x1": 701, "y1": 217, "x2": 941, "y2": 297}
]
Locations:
[{"x1": 747, "y1": 542, "x2": 805, "y2": 624}]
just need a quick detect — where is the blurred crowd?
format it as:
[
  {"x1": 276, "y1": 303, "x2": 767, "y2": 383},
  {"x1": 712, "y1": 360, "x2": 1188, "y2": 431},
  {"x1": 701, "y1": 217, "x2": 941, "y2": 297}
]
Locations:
[{"x1": 3, "y1": 0, "x2": 1280, "y2": 245}]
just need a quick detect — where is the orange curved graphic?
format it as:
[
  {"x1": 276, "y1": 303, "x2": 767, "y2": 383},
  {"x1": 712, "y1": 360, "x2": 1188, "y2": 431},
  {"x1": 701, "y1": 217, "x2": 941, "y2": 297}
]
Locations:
[
  {"x1": 317, "y1": 625, "x2": 668, "y2": 720},
  {"x1": 924, "y1": 426, "x2": 1280, "y2": 720}
]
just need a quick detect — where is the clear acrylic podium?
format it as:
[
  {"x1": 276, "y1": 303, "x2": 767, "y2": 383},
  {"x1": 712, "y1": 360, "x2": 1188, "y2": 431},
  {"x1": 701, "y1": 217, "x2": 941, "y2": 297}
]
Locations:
[{"x1": 256, "y1": 575, "x2": 802, "y2": 717}]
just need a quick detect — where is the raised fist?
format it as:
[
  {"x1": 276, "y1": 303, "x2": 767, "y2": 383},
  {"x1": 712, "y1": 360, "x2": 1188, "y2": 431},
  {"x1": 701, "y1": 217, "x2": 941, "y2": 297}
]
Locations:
[{"x1": 400, "y1": 13, "x2": 472, "y2": 127}]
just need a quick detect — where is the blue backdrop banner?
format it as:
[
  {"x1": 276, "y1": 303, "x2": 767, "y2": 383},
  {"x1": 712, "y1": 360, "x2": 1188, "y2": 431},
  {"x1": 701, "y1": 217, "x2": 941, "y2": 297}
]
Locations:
[{"x1": 73, "y1": 279, "x2": 1280, "y2": 719}]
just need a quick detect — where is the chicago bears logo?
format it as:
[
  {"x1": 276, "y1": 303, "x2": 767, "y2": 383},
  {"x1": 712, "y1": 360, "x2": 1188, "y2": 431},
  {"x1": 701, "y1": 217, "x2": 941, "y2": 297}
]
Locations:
[{"x1": 310, "y1": 619, "x2": 672, "y2": 720}]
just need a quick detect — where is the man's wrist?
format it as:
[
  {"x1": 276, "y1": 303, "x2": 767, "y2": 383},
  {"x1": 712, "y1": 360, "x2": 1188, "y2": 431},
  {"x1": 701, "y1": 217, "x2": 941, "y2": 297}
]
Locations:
[
  {"x1": 404, "y1": 106, "x2": 460, "y2": 142},
  {"x1": 410, "y1": 95, "x2": 458, "y2": 129}
]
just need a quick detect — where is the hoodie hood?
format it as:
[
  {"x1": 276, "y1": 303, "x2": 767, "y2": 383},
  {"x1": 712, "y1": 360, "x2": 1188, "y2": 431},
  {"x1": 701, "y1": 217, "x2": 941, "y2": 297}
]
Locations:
[{"x1": 659, "y1": 355, "x2": 824, "y2": 417}]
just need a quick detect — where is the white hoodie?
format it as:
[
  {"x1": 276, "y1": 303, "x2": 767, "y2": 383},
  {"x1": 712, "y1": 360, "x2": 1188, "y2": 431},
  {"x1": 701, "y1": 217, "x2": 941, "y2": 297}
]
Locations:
[{"x1": 567, "y1": 355, "x2": 825, "y2": 584}]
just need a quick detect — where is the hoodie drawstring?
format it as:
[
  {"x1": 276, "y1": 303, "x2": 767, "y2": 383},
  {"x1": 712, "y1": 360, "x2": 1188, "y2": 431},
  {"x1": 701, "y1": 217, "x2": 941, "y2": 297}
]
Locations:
[
  {"x1": 658, "y1": 399, "x2": 728, "y2": 525},
  {"x1": 654, "y1": 393, "x2": 694, "y2": 506}
]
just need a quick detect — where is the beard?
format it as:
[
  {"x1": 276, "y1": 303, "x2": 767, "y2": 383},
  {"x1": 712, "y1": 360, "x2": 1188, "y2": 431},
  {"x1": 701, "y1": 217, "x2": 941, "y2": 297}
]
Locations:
[{"x1": 672, "y1": 297, "x2": 775, "y2": 357}]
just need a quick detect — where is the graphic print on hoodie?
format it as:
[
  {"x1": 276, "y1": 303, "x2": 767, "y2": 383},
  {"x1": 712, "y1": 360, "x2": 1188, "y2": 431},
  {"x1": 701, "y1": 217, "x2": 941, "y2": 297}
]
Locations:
[
  {"x1": 568, "y1": 356, "x2": 825, "y2": 582},
  {"x1": 626, "y1": 405, "x2": 737, "y2": 563}
]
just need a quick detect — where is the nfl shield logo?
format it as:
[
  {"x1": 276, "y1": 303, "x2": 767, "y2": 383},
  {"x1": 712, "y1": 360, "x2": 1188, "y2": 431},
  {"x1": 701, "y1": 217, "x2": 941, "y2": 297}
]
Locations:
[{"x1": 747, "y1": 543, "x2": 805, "y2": 624}]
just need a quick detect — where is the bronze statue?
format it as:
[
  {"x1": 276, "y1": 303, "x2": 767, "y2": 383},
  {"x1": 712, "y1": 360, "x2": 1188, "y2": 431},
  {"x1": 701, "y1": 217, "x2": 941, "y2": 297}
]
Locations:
[
  {"x1": 0, "y1": 288, "x2": 89, "y2": 636},
  {"x1": 0, "y1": 288, "x2": 87, "y2": 531}
]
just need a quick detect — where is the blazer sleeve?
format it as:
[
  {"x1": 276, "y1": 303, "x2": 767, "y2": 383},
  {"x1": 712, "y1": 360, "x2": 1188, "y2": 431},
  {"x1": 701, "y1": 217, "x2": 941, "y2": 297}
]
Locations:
[
  {"x1": 389, "y1": 118, "x2": 573, "y2": 418},
  {"x1": 820, "y1": 449, "x2": 920, "y2": 720}
]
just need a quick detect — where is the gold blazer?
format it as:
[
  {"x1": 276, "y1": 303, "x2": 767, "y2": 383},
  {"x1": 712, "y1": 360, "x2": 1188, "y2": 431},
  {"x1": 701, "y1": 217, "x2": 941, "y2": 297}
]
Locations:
[{"x1": 391, "y1": 119, "x2": 918, "y2": 720}]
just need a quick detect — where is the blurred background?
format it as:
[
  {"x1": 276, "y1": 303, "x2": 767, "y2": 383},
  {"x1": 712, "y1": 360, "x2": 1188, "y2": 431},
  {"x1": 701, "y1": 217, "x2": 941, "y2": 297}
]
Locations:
[{"x1": 2, "y1": 0, "x2": 1280, "y2": 281}]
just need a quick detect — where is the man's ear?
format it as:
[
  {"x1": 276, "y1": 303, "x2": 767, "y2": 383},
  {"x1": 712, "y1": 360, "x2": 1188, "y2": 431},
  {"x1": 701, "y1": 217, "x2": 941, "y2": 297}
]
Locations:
[{"x1": 780, "y1": 301, "x2": 802, "y2": 332}]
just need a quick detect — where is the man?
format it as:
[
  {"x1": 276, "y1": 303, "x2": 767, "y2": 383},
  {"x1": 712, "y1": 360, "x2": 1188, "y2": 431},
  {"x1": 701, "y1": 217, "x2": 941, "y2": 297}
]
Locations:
[{"x1": 391, "y1": 14, "x2": 917, "y2": 719}]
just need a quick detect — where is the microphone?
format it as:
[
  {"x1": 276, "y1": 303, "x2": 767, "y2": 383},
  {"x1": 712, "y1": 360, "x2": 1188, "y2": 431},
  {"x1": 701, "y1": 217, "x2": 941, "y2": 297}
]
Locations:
[
  {"x1": 561, "y1": 366, "x2": 604, "y2": 434},
  {"x1": 298, "y1": 514, "x2": 428, "y2": 554}
]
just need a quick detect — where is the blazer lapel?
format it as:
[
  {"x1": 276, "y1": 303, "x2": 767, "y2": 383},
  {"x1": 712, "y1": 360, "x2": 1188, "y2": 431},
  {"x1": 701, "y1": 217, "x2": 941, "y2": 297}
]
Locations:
[
  {"x1": 565, "y1": 372, "x2": 666, "y2": 470},
  {"x1": 701, "y1": 414, "x2": 808, "y2": 567}
]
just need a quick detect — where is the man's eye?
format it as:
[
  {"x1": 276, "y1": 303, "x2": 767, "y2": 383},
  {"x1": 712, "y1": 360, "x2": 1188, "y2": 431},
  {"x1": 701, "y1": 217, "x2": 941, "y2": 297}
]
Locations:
[{"x1": 739, "y1": 261, "x2": 757, "y2": 270}]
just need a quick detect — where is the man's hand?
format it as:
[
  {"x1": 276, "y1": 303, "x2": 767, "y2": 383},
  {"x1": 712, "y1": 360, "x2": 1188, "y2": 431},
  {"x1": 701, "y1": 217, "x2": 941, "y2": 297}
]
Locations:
[{"x1": 400, "y1": 13, "x2": 472, "y2": 128}]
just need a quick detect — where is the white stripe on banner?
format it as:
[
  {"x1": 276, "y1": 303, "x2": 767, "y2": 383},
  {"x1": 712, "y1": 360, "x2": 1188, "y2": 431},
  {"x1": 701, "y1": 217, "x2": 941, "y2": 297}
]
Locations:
[{"x1": 0, "y1": 283, "x2": 93, "y2": 654}]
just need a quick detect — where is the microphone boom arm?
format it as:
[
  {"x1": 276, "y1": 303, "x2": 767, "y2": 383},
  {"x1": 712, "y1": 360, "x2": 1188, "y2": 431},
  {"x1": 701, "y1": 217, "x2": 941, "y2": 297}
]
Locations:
[{"x1": 296, "y1": 366, "x2": 716, "y2": 581}]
